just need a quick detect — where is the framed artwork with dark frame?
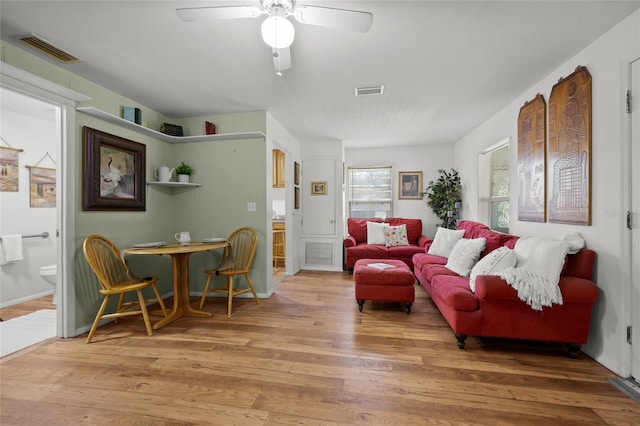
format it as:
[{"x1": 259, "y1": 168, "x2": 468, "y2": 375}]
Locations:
[
  {"x1": 398, "y1": 171, "x2": 423, "y2": 200},
  {"x1": 294, "y1": 186, "x2": 300, "y2": 209},
  {"x1": 294, "y1": 161, "x2": 300, "y2": 186},
  {"x1": 311, "y1": 181, "x2": 327, "y2": 195},
  {"x1": 517, "y1": 93, "x2": 546, "y2": 222},
  {"x1": 547, "y1": 66, "x2": 591, "y2": 225},
  {"x1": 82, "y1": 126, "x2": 146, "y2": 211}
]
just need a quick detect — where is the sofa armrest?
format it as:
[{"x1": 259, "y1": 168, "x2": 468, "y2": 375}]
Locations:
[
  {"x1": 474, "y1": 275, "x2": 518, "y2": 300},
  {"x1": 416, "y1": 235, "x2": 431, "y2": 248},
  {"x1": 474, "y1": 275, "x2": 599, "y2": 304},
  {"x1": 424, "y1": 241, "x2": 433, "y2": 253},
  {"x1": 343, "y1": 236, "x2": 357, "y2": 248}
]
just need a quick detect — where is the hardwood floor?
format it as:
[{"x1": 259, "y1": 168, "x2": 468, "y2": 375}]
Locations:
[{"x1": 1, "y1": 271, "x2": 638, "y2": 425}]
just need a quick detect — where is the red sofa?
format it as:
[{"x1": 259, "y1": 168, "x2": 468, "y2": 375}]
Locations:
[
  {"x1": 343, "y1": 218, "x2": 431, "y2": 272},
  {"x1": 412, "y1": 220, "x2": 599, "y2": 357}
]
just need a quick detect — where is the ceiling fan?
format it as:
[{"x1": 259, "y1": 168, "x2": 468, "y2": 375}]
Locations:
[{"x1": 176, "y1": 0, "x2": 373, "y2": 75}]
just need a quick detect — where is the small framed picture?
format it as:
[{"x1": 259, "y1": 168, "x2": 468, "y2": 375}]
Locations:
[
  {"x1": 398, "y1": 171, "x2": 423, "y2": 200},
  {"x1": 311, "y1": 181, "x2": 327, "y2": 195},
  {"x1": 294, "y1": 186, "x2": 300, "y2": 209},
  {"x1": 294, "y1": 161, "x2": 300, "y2": 186}
]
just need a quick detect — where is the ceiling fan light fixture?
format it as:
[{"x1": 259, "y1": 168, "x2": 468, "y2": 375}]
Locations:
[{"x1": 261, "y1": 14, "x2": 295, "y2": 49}]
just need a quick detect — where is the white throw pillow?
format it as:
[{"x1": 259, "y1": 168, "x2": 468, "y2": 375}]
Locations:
[
  {"x1": 427, "y1": 227, "x2": 465, "y2": 257},
  {"x1": 445, "y1": 238, "x2": 486, "y2": 277},
  {"x1": 366, "y1": 221, "x2": 387, "y2": 245},
  {"x1": 469, "y1": 246, "x2": 517, "y2": 292}
]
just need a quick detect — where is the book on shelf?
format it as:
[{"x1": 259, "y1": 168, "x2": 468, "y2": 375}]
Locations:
[
  {"x1": 205, "y1": 121, "x2": 216, "y2": 135},
  {"x1": 367, "y1": 262, "x2": 397, "y2": 270}
]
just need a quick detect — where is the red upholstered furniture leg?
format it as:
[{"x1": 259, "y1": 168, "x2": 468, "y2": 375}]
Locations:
[{"x1": 353, "y1": 259, "x2": 416, "y2": 314}]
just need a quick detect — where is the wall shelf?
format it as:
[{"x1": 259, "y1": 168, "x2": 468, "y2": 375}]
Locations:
[
  {"x1": 147, "y1": 181, "x2": 202, "y2": 188},
  {"x1": 76, "y1": 107, "x2": 265, "y2": 143}
]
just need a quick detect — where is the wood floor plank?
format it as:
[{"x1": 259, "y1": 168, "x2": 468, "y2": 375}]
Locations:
[{"x1": 1, "y1": 271, "x2": 639, "y2": 425}]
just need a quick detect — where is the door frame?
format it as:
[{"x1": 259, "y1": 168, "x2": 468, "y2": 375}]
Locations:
[{"x1": 1, "y1": 63, "x2": 90, "y2": 338}]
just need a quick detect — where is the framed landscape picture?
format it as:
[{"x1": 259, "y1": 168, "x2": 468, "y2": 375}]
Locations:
[
  {"x1": 27, "y1": 166, "x2": 56, "y2": 207},
  {"x1": 82, "y1": 126, "x2": 146, "y2": 211}
]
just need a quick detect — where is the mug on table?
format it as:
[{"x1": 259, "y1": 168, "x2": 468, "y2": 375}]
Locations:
[{"x1": 175, "y1": 231, "x2": 191, "y2": 244}]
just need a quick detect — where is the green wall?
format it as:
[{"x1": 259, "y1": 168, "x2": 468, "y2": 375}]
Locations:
[{"x1": 2, "y1": 40, "x2": 269, "y2": 332}]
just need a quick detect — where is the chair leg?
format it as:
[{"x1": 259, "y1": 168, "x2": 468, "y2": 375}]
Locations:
[
  {"x1": 227, "y1": 276, "x2": 234, "y2": 319},
  {"x1": 151, "y1": 284, "x2": 168, "y2": 317},
  {"x1": 199, "y1": 274, "x2": 213, "y2": 310},
  {"x1": 137, "y1": 290, "x2": 153, "y2": 336},
  {"x1": 245, "y1": 274, "x2": 260, "y2": 304},
  {"x1": 86, "y1": 295, "x2": 111, "y2": 344}
]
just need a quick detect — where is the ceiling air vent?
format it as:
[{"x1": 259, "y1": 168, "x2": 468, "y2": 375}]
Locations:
[
  {"x1": 355, "y1": 85, "x2": 384, "y2": 96},
  {"x1": 20, "y1": 34, "x2": 80, "y2": 63}
]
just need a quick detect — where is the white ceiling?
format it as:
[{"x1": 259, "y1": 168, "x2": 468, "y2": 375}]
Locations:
[{"x1": 1, "y1": 1, "x2": 638, "y2": 148}]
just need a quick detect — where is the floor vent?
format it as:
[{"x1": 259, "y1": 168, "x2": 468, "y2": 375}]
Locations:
[
  {"x1": 305, "y1": 242, "x2": 333, "y2": 266},
  {"x1": 355, "y1": 85, "x2": 384, "y2": 96},
  {"x1": 20, "y1": 34, "x2": 80, "y2": 63}
]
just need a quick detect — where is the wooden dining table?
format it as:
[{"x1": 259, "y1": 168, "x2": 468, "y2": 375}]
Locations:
[{"x1": 123, "y1": 241, "x2": 228, "y2": 329}]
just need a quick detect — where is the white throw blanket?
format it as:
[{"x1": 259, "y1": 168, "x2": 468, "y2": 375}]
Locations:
[{"x1": 499, "y1": 237, "x2": 570, "y2": 311}]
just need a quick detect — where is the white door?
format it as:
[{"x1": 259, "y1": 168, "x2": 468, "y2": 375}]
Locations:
[
  {"x1": 302, "y1": 158, "x2": 336, "y2": 236},
  {"x1": 631, "y1": 57, "x2": 640, "y2": 381}
]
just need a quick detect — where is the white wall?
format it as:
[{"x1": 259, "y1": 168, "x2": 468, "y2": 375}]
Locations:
[
  {"x1": 0, "y1": 100, "x2": 57, "y2": 306},
  {"x1": 345, "y1": 144, "x2": 454, "y2": 239},
  {"x1": 453, "y1": 11, "x2": 640, "y2": 375}
]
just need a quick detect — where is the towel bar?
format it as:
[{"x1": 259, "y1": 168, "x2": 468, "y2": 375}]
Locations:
[{"x1": 0, "y1": 232, "x2": 49, "y2": 242}]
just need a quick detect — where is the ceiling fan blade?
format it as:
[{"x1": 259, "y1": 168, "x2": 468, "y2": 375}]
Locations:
[
  {"x1": 293, "y1": 5, "x2": 373, "y2": 33},
  {"x1": 273, "y1": 47, "x2": 291, "y2": 75},
  {"x1": 176, "y1": 6, "x2": 262, "y2": 22}
]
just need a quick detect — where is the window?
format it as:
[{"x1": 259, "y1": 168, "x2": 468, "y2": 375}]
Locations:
[
  {"x1": 479, "y1": 141, "x2": 510, "y2": 233},
  {"x1": 347, "y1": 167, "x2": 392, "y2": 219}
]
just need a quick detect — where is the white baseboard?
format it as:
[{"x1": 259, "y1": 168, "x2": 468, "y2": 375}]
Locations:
[{"x1": 0, "y1": 290, "x2": 54, "y2": 309}]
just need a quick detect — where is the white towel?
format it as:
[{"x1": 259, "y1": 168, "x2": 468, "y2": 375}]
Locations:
[{"x1": 0, "y1": 235, "x2": 23, "y2": 265}]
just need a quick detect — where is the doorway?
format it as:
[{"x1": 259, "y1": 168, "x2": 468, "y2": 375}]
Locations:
[
  {"x1": 1, "y1": 63, "x2": 87, "y2": 339},
  {"x1": 630, "y1": 57, "x2": 640, "y2": 382}
]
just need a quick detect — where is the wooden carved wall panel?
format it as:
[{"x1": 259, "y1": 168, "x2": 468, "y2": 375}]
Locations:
[
  {"x1": 547, "y1": 66, "x2": 592, "y2": 225},
  {"x1": 518, "y1": 94, "x2": 546, "y2": 222}
]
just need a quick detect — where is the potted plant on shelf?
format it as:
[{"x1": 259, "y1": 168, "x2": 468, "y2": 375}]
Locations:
[
  {"x1": 175, "y1": 161, "x2": 193, "y2": 183},
  {"x1": 422, "y1": 168, "x2": 461, "y2": 229}
]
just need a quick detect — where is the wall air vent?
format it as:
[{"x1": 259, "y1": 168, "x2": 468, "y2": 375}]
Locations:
[
  {"x1": 355, "y1": 85, "x2": 384, "y2": 96},
  {"x1": 20, "y1": 34, "x2": 80, "y2": 63}
]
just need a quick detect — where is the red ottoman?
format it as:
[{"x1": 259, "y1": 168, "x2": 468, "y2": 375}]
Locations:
[{"x1": 353, "y1": 259, "x2": 416, "y2": 314}]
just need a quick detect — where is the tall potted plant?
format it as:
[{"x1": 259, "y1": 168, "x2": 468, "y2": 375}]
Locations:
[{"x1": 423, "y1": 168, "x2": 461, "y2": 229}]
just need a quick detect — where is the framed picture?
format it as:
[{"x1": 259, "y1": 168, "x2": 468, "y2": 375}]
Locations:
[
  {"x1": 294, "y1": 186, "x2": 300, "y2": 209},
  {"x1": 82, "y1": 126, "x2": 146, "y2": 211},
  {"x1": 547, "y1": 66, "x2": 591, "y2": 225},
  {"x1": 398, "y1": 171, "x2": 423, "y2": 200},
  {"x1": 311, "y1": 181, "x2": 327, "y2": 195},
  {"x1": 0, "y1": 146, "x2": 22, "y2": 192},
  {"x1": 517, "y1": 94, "x2": 546, "y2": 222},
  {"x1": 294, "y1": 161, "x2": 300, "y2": 186},
  {"x1": 27, "y1": 166, "x2": 56, "y2": 207}
]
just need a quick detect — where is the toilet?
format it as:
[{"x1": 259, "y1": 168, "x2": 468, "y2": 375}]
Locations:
[{"x1": 39, "y1": 264, "x2": 57, "y2": 305}]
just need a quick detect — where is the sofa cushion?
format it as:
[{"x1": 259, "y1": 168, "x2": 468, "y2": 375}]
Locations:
[
  {"x1": 385, "y1": 218, "x2": 422, "y2": 244},
  {"x1": 445, "y1": 238, "x2": 486, "y2": 277},
  {"x1": 387, "y1": 244, "x2": 426, "y2": 260},
  {"x1": 428, "y1": 227, "x2": 465, "y2": 257},
  {"x1": 384, "y1": 224, "x2": 409, "y2": 247},
  {"x1": 431, "y1": 275, "x2": 479, "y2": 312},
  {"x1": 366, "y1": 221, "x2": 387, "y2": 245},
  {"x1": 424, "y1": 264, "x2": 460, "y2": 282},
  {"x1": 469, "y1": 246, "x2": 517, "y2": 292},
  {"x1": 347, "y1": 243, "x2": 389, "y2": 260},
  {"x1": 347, "y1": 218, "x2": 382, "y2": 244}
]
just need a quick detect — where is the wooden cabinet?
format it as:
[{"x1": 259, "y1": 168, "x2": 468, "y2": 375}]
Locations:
[
  {"x1": 273, "y1": 222, "x2": 285, "y2": 267},
  {"x1": 273, "y1": 149, "x2": 285, "y2": 188}
]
